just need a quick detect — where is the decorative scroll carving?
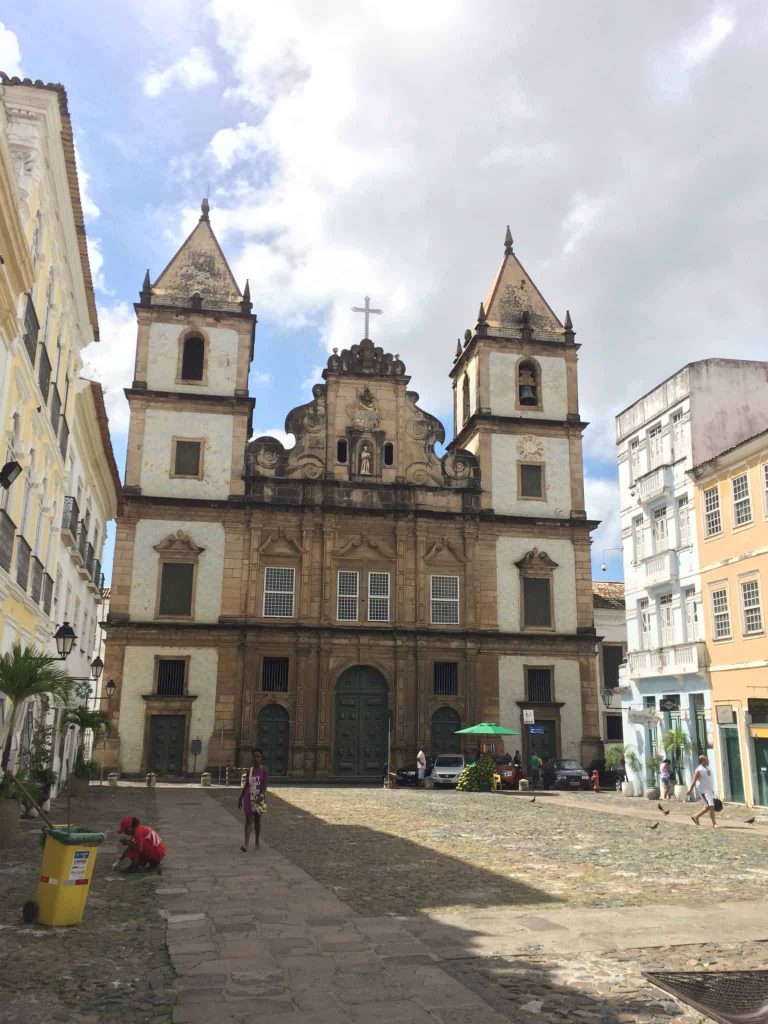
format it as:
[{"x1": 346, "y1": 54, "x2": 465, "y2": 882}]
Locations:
[
  {"x1": 153, "y1": 529, "x2": 205, "y2": 557},
  {"x1": 368, "y1": 536, "x2": 396, "y2": 560},
  {"x1": 424, "y1": 537, "x2": 464, "y2": 563},
  {"x1": 514, "y1": 547, "x2": 558, "y2": 571},
  {"x1": 258, "y1": 530, "x2": 304, "y2": 555},
  {"x1": 324, "y1": 338, "x2": 407, "y2": 378}
]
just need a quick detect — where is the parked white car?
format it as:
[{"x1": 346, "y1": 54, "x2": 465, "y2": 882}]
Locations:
[{"x1": 426, "y1": 754, "x2": 466, "y2": 788}]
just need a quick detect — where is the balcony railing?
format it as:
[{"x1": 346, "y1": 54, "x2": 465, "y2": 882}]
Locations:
[
  {"x1": 38, "y1": 345, "x2": 52, "y2": 400},
  {"x1": 59, "y1": 416, "x2": 69, "y2": 460},
  {"x1": 29, "y1": 556, "x2": 44, "y2": 604},
  {"x1": 77, "y1": 522, "x2": 88, "y2": 562},
  {"x1": 61, "y1": 496, "x2": 79, "y2": 546},
  {"x1": 627, "y1": 643, "x2": 707, "y2": 679},
  {"x1": 641, "y1": 549, "x2": 679, "y2": 588},
  {"x1": 42, "y1": 572, "x2": 54, "y2": 615},
  {"x1": 50, "y1": 385, "x2": 62, "y2": 435},
  {"x1": 85, "y1": 542, "x2": 95, "y2": 578},
  {"x1": 22, "y1": 293, "x2": 39, "y2": 366},
  {"x1": 93, "y1": 558, "x2": 102, "y2": 590},
  {"x1": 0, "y1": 510, "x2": 15, "y2": 574},
  {"x1": 15, "y1": 537, "x2": 31, "y2": 591},
  {"x1": 636, "y1": 465, "x2": 674, "y2": 503}
]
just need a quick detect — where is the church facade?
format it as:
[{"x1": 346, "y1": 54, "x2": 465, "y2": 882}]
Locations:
[{"x1": 104, "y1": 207, "x2": 601, "y2": 778}]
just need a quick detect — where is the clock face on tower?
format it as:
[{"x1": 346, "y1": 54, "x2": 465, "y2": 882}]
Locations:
[{"x1": 517, "y1": 434, "x2": 544, "y2": 459}]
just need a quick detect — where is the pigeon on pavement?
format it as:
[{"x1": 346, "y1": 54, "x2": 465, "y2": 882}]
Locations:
[
  {"x1": 658, "y1": 803, "x2": 670, "y2": 815},
  {"x1": 649, "y1": 822, "x2": 660, "y2": 830},
  {"x1": 745, "y1": 817, "x2": 756, "y2": 824}
]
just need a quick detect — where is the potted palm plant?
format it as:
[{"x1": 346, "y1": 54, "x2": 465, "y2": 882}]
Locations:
[
  {"x1": 645, "y1": 754, "x2": 662, "y2": 800},
  {"x1": 63, "y1": 705, "x2": 111, "y2": 796},
  {"x1": 662, "y1": 727, "x2": 693, "y2": 800},
  {"x1": 605, "y1": 743, "x2": 641, "y2": 796},
  {"x1": 0, "y1": 644, "x2": 73, "y2": 849}
]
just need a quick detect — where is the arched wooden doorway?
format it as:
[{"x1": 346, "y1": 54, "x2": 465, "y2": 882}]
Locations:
[
  {"x1": 334, "y1": 666, "x2": 388, "y2": 776},
  {"x1": 257, "y1": 704, "x2": 290, "y2": 777},
  {"x1": 431, "y1": 706, "x2": 461, "y2": 757}
]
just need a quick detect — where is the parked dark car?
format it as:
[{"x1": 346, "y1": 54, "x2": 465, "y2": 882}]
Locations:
[
  {"x1": 587, "y1": 758, "x2": 625, "y2": 790},
  {"x1": 394, "y1": 757, "x2": 434, "y2": 786},
  {"x1": 548, "y1": 758, "x2": 591, "y2": 790}
]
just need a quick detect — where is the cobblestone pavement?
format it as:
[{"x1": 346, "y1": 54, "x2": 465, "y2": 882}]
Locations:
[{"x1": 0, "y1": 785, "x2": 174, "y2": 1024}]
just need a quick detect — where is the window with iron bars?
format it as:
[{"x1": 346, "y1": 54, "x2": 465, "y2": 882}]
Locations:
[
  {"x1": 157, "y1": 659, "x2": 186, "y2": 697},
  {"x1": 526, "y1": 667, "x2": 552, "y2": 703},
  {"x1": 261, "y1": 657, "x2": 289, "y2": 692},
  {"x1": 433, "y1": 662, "x2": 459, "y2": 696}
]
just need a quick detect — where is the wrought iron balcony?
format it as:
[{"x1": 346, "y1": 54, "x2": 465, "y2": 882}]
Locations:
[
  {"x1": 29, "y1": 556, "x2": 44, "y2": 604},
  {"x1": 38, "y1": 345, "x2": 52, "y2": 401},
  {"x1": 15, "y1": 537, "x2": 31, "y2": 591},
  {"x1": 61, "y1": 496, "x2": 79, "y2": 546},
  {"x1": 49, "y1": 385, "x2": 62, "y2": 435},
  {"x1": 85, "y1": 542, "x2": 95, "y2": 578},
  {"x1": 58, "y1": 417, "x2": 69, "y2": 460},
  {"x1": 0, "y1": 510, "x2": 15, "y2": 574},
  {"x1": 42, "y1": 572, "x2": 54, "y2": 616}
]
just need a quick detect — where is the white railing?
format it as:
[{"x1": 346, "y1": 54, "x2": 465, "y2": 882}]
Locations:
[
  {"x1": 627, "y1": 643, "x2": 705, "y2": 678},
  {"x1": 642, "y1": 550, "x2": 678, "y2": 588},
  {"x1": 636, "y1": 465, "x2": 673, "y2": 502}
]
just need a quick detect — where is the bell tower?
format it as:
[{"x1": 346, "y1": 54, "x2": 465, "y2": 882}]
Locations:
[
  {"x1": 123, "y1": 199, "x2": 256, "y2": 501},
  {"x1": 449, "y1": 227, "x2": 601, "y2": 767}
]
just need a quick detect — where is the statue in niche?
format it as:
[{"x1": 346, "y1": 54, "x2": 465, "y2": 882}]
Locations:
[{"x1": 359, "y1": 443, "x2": 372, "y2": 476}]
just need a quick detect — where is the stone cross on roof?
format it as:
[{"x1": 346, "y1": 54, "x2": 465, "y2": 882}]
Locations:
[{"x1": 351, "y1": 295, "x2": 382, "y2": 339}]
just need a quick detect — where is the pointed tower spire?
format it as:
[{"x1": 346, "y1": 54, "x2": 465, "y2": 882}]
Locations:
[
  {"x1": 139, "y1": 268, "x2": 152, "y2": 305},
  {"x1": 477, "y1": 301, "x2": 487, "y2": 325},
  {"x1": 454, "y1": 339, "x2": 463, "y2": 361},
  {"x1": 200, "y1": 196, "x2": 210, "y2": 222},
  {"x1": 563, "y1": 309, "x2": 575, "y2": 342},
  {"x1": 504, "y1": 225, "x2": 513, "y2": 255},
  {"x1": 240, "y1": 278, "x2": 253, "y2": 314}
]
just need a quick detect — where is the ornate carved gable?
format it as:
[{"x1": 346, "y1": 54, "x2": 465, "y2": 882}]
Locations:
[
  {"x1": 323, "y1": 338, "x2": 407, "y2": 379},
  {"x1": 257, "y1": 530, "x2": 304, "y2": 555},
  {"x1": 333, "y1": 534, "x2": 396, "y2": 560},
  {"x1": 246, "y1": 384, "x2": 327, "y2": 482},
  {"x1": 153, "y1": 529, "x2": 205, "y2": 558},
  {"x1": 424, "y1": 537, "x2": 465, "y2": 564},
  {"x1": 514, "y1": 547, "x2": 558, "y2": 571}
]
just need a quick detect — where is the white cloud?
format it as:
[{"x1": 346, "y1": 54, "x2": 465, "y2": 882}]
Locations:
[
  {"x1": 680, "y1": 9, "x2": 735, "y2": 69},
  {"x1": 0, "y1": 20, "x2": 22, "y2": 77},
  {"x1": 584, "y1": 475, "x2": 621, "y2": 564},
  {"x1": 81, "y1": 302, "x2": 136, "y2": 437},
  {"x1": 143, "y1": 46, "x2": 217, "y2": 98},
  {"x1": 86, "y1": 235, "x2": 111, "y2": 295},
  {"x1": 74, "y1": 142, "x2": 100, "y2": 221}
]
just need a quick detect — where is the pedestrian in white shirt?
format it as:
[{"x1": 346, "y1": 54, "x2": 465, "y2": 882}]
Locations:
[
  {"x1": 416, "y1": 748, "x2": 427, "y2": 786},
  {"x1": 688, "y1": 754, "x2": 717, "y2": 828}
]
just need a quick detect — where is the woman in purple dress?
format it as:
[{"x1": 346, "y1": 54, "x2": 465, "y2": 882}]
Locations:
[{"x1": 237, "y1": 747, "x2": 269, "y2": 851}]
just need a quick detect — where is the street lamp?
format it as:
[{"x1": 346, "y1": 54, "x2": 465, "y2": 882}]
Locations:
[
  {"x1": 90, "y1": 656, "x2": 103, "y2": 681},
  {"x1": 0, "y1": 460, "x2": 22, "y2": 489},
  {"x1": 105, "y1": 678, "x2": 116, "y2": 700},
  {"x1": 600, "y1": 548, "x2": 623, "y2": 573},
  {"x1": 54, "y1": 621, "x2": 77, "y2": 660},
  {"x1": 602, "y1": 687, "x2": 619, "y2": 709}
]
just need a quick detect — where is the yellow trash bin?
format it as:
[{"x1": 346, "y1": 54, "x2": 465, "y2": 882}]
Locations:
[{"x1": 35, "y1": 826, "x2": 106, "y2": 927}]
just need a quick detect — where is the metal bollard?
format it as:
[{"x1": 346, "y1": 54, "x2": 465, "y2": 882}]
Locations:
[{"x1": 145, "y1": 773, "x2": 157, "y2": 788}]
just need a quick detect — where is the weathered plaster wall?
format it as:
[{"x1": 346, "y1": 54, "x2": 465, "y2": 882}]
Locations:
[
  {"x1": 145, "y1": 321, "x2": 239, "y2": 394},
  {"x1": 140, "y1": 408, "x2": 234, "y2": 499},
  {"x1": 497, "y1": 536, "x2": 577, "y2": 633}
]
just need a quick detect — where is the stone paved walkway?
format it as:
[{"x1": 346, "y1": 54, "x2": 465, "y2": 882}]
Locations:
[{"x1": 154, "y1": 790, "x2": 512, "y2": 1024}]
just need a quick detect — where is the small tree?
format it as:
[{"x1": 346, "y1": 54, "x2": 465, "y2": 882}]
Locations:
[
  {"x1": 662, "y1": 727, "x2": 693, "y2": 784},
  {"x1": 605, "y1": 743, "x2": 641, "y2": 786},
  {"x1": 0, "y1": 644, "x2": 74, "y2": 798},
  {"x1": 62, "y1": 705, "x2": 111, "y2": 772}
]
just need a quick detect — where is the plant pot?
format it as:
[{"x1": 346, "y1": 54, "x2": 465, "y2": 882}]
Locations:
[
  {"x1": 621, "y1": 781, "x2": 635, "y2": 798},
  {"x1": 674, "y1": 784, "x2": 688, "y2": 802},
  {"x1": 0, "y1": 798, "x2": 20, "y2": 849},
  {"x1": 645, "y1": 787, "x2": 661, "y2": 801},
  {"x1": 68, "y1": 775, "x2": 90, "y2": 798}
]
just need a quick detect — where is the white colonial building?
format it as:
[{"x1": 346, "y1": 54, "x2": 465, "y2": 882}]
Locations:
[{"x1": 616, "y1": 359, "x2": 768, "y2": 790}]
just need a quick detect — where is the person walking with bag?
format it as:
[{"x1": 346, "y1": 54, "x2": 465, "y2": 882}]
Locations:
[
  {"x1": 238, "y1": 747, "x2": 268, "y2": 851},
  {"x1": 688, "y1": 753, "x2": 719, "y2": 828}
]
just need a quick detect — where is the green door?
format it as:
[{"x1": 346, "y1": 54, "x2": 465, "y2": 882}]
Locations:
[
  {"x1": 148, "y1": 715, "x2": 185, "y2": 775},
  {"x1": 334, "y1": 666, "x2": 388, "y2": 776},
  {"x1": 431, "y1": 707, "x2": 461, "y2": 757},
  {"x1": 257, "y1": 704, "x2": 290, "y2": 776},
  {"x1": 754, "y1": 738, "x2": 768, "y2": 807},
  {"x1": 721, "y1": 727, "x2": 745, "y2": 803}
]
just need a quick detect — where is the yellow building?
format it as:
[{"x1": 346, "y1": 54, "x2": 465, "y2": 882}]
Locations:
[
  {"x1": 0, "y1": 76, "x2": 119, "y2": 785},
  {"x1": 691, "y1": 429, "x2": 768, "y2": 807}
]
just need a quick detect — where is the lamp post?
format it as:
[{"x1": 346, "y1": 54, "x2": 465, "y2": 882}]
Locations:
[
  {"x1": 53, "y1": 621, "x2": 77, "y2": 660},
  {"x1": 0, "y1": 460, "x2": 22, "y2": 489},
  {"x1": 92, "y1": 678, "x2": 116, "y2": 786},
  {"x1": 600, "y1": 548, "x2": 623, "y2": 573},
  {"x1": 602, "y1": 687, "x2": 619, "y2": 709}
]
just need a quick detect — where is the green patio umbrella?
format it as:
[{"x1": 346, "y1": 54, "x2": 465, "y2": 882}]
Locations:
[{"x1": 455, "y1": 722, "x2": 519, "y2": 736}]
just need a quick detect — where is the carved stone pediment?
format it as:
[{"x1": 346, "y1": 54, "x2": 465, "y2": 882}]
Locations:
[
  {"x1": 333, "y1": 534, "x2": 396, "y2": 560},
  {"x1": 333, "y1": 535, "x2": 363, "y2": 558},
  {"x1": 514, "y1": 547, "x2": 558, "y2": 571},
  {"x1": 258, "y1": 530, "x2": 304, "y2": 555},
  {"x1": 324, "y1": 338, "x2": 407, "y2": 379},
  {"x1": 424, "y1": 537, "x2": 464, "y2": 563},
  {"x1": 153, "y1": 530, "x2": 205, "y2": 558}
]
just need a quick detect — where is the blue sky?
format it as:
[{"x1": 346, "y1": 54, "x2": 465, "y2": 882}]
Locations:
[{"x1": 4, "y1": 2, "x2": 768, "y2": 584}]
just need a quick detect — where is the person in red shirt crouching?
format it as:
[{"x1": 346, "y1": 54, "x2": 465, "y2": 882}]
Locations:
[{"x1": 114, "y1": 816, "x2": 166, "y2": 873}]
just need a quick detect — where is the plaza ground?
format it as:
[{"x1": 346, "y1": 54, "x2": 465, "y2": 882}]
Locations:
[{"x1": 0, "y1": 784, "x2": 766, "y2": 1023}]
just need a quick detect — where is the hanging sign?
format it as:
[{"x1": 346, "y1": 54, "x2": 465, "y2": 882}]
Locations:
[{"x1": 627, "y1": 708, "x2": 661, "y2": 725}]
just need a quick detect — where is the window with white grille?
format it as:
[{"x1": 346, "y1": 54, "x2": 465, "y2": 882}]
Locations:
[
  {"x1": 431, "y1": 575, "x2": 459, "y2": 625},
  {"x1": 671, "y1": 409, "x2": 684, "y2": 454},
  {"x1": 658, "y1": 593, "x2": 674, "y2": 646},
  {"x1": 633, "y1": 516, "x2": 645, "y2": 561},
  {"x1": 630, "y1": 438, "x2": 641, "y2": 476},
  {"x1": 732, "y1": 473, "x2": 752, "y2": 527},
  {"x1": 684, "y1": 587, "x2": 698, "y2": 641},
  {"x1": 711, "y1": 588, "x2": 731, "y2": 640},
  {"x1": 263, "y1": 567, "x2": 295, "y2": 617},
  {"x1": 368, "y1": 571, "x2": 390, "y2": 622},
  {"x1": 638, "y1": 598, "x2": 651, "y2": 648},
  {"x1": 677, "y1": 495, "x2": 691, "y2": 547},
  {"x1": 741, "y1": 579, "x2": 763, "y2": 635},
  {"x1": 648, "y1": 424, "x2": 663, "y2": 468},
  {"x1": 337, "y1": 570, "x2": 359, "y2": 621},
  {"x1": 704, "y1": 487, "x2": 722, "y2": 537},
  {"x1": 653, "y1": 506, "x2": 668, "y2": 551}
]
